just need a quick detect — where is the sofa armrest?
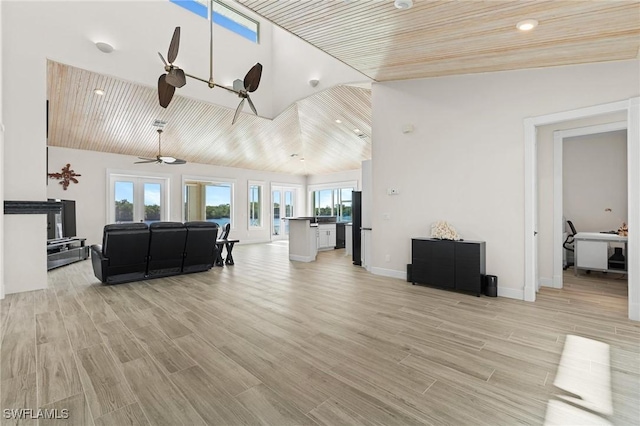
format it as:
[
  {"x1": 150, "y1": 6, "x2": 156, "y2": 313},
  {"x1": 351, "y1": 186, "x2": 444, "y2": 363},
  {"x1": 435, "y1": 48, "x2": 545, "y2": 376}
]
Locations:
[{"x1": 90, "y1": 245, "x2": 108, "y2": 283}]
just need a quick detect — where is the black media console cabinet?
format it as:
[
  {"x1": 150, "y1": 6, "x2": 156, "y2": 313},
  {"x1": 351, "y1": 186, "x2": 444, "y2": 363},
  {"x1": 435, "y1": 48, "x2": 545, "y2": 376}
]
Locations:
[
  {"x1": 411, "y1": 238, "x2": 486, "y2": 296},
  {"x1": 47, "y1": 237, "x2": 89, "y2": 270}
]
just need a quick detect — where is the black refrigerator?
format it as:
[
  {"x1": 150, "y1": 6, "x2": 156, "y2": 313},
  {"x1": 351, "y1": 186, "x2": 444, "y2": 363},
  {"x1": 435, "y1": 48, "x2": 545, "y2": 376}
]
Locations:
[{"x1": 352, "y1": 191, "x2": 362, "y2": 265}]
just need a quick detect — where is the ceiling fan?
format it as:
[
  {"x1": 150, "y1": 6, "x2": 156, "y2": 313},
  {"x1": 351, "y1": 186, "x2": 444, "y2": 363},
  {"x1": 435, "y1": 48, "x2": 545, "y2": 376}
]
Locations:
[
  {"x1": 156, "y1": 0, "x2": 263, "y2": 125},
  {"x1": 135, "y1": 129, "x2": 186, "y2": 165}
]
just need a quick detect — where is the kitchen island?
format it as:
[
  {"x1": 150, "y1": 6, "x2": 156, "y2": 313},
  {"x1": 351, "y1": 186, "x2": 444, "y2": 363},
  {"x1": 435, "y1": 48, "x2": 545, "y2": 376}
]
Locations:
[{"x1": 287, "y1": 217, "x2": 339, "y2": 262}]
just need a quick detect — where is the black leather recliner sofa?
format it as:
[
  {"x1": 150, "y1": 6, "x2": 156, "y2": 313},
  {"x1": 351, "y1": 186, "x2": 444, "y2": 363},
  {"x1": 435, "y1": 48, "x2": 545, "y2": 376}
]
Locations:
[
  {"x1": 91, "y1": 221, "x2": 219, "y2": 284},
  {"x1": 183, "y1": 221, "x2": 220, "y2": 273}
]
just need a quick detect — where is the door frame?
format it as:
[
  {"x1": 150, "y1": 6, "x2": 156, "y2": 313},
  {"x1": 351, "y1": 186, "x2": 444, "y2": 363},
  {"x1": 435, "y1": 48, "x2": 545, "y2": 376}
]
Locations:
[
  {"x1": 270, "y1": 183, "x2": 302, "y2": 240},
  {"x1": 106, "y1": 169, "x2": 170, "y2": 224},
  {"x1": 524, "y1": 97, "x2": 639, "y2": 321},
  {"x1": 181, "y1": 174, "x2": 236, "y2": 228},
  {"x1": 552, "y1": 121, "x2": 628, "y2": 289}
]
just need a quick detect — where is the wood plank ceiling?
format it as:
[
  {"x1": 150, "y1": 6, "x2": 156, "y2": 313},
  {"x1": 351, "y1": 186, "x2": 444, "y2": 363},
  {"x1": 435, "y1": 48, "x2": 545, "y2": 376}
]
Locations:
[
  {"x1": 47, "y1": 61, "x2": 371, "y2": 175},
  {"x1": 238, "y1": 0, "x2": 640, "y2": 81},
  {"x1": 48, "y1": 1, "x2": 639, "y2": 175}
]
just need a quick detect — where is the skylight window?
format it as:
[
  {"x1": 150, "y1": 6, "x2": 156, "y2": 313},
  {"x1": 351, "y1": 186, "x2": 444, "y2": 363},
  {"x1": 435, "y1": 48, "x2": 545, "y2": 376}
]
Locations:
[{"x1": 169, "y1": 0, "x2": 259, "y2": 43}]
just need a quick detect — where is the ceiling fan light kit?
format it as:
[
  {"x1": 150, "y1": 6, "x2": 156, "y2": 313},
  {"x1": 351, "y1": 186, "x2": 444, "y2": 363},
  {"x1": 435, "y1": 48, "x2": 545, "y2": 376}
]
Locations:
[
  {"x1": 135, "y1": 129, "x2": 186, "y2": 165},
  {"x1": 156, "y1": 0, "x2": 263, "y2": 125}
]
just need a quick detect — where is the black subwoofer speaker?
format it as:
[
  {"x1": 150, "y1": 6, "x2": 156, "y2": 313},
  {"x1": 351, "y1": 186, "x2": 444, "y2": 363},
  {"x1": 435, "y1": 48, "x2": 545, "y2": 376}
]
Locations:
[{"x1": 485, "y1": 275, "x2": 497, "y2": 297}]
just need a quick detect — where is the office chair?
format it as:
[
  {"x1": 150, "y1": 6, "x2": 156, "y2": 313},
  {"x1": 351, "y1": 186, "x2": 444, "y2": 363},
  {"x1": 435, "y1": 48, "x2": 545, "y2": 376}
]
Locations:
[{"x1": 563, "y1": 220, "x2": 577, "y2": 270}]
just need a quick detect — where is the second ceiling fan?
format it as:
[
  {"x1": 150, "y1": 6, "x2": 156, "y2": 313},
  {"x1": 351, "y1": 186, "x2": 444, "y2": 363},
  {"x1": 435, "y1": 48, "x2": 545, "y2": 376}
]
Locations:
[
  {"x1": 157, "y1": 0, "x2": 262, "y2": 125},
  {"x1": 135, "y1": 128, "x2": 186, "y2": 165}
]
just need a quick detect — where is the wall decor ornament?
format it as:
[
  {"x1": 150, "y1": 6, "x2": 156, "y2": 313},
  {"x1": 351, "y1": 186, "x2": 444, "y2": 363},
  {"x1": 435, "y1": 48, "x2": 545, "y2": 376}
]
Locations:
[
  {"x1": 618, "y1": 222, "x2": 628, "y2": 237},
  {"x1": 48, "y1": 163, "x2": 81, "y2": 190},
  {"x1": 431, "y1": 221, "x2": 461, "y2": 240}
]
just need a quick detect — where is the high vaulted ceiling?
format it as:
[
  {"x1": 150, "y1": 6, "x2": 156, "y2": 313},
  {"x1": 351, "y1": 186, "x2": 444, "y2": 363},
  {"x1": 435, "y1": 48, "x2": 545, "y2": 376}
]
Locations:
[
  {"x1": 239, "y1": 0, "x2": 640, "y2": 81},
  {"x1": 43, "y1": 0, "x2": 639, "y2": 176},
  {"x1": 47, "y1": 61, "x2": 371, "y2": 175}
]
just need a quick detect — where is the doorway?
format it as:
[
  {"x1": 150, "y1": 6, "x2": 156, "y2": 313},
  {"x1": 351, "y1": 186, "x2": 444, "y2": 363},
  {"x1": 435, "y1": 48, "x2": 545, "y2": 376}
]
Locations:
[
  {"x1": 552, "y1": 122, "x2": 628, "y2": 289},
  {"x1": 108, "y1": 174, "x2": 169, "y2": 224},
  {"x1": 524, "y1": 97, "x2": 640, "y2": 321},
  {"x1": 271, "y1": 185, "x2": 296, "y2": 240}
]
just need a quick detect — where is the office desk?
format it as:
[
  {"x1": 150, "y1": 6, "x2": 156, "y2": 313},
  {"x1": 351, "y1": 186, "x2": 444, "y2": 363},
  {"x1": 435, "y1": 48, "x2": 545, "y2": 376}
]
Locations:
[{"x1": 574, "y1": 232, "x2": 627, "y2": 275}]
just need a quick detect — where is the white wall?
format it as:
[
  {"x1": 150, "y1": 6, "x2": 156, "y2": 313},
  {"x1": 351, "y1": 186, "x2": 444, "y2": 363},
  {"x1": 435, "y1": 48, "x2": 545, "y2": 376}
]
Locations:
[
  {"x1": 563, "y1": 130, "x2": 627, "y2": 232},
  {"x1": 47, "y1": 147, "x2": 305, "y2": 249},
  {"x1": 0, "y1": 0, "x2": 4, "y2": 298},
  {"x1": 371, "y1": 60, "x2": 640, "y2": 299},
  {"x1": 271, "y1": 27, "x2": 369, "y2": 116},
  {"x1": 306, "y1": 169, "x2": 362, "y2": 188},
  {"x1": 2, "y1": 0, "x2": 48, "y2": 294}
]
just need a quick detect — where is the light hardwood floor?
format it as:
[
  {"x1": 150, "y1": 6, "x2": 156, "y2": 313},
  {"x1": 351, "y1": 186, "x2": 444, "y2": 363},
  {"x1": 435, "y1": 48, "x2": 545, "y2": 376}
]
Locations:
[{"x1": 1, "y1": 243, "x2": 639, "y2": 425}]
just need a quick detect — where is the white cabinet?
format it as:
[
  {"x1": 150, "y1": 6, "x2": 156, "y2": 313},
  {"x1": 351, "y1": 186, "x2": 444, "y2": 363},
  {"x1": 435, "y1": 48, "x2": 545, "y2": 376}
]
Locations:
[
  {"x1": 289, "y1": 219, "x2": 318, "y2": 262},
  {"x1": 317, "y1": 224, "x2": 336, "y2": 250},
  {"x1": 576, "y1": 240, "x2": 608, "y2": 270}
]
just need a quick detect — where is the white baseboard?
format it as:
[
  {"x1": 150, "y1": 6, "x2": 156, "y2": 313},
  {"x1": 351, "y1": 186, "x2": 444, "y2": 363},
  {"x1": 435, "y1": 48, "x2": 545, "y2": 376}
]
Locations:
[
  {"x1": 239, "y1": 239, "x2": 272, "y2": 245},
  {"x1": 553, "y1": 274, "x2": 563, "y2": 289},
  {"x1": 539, "y1": 277, "x2": 554, "y2": 288},
  {"x1": 289, "y1": 254, "x2": 315, "y2": 263},
  {"x1": 371, "y1": 267, "x2": 406, "y2": 280},
  {"x1": 630, "y1": 302, "x2": 640, "y2": 322},
  {"x1": 498, "y1": 287, "x2": 524, "y2": 300}
]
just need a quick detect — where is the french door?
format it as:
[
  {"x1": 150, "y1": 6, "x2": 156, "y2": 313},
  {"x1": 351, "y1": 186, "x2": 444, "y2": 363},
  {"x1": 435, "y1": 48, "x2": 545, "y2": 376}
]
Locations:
[
  {"x1": 272, "y1": 186, "x2": 296, "y2": 240},
  {"x1": 108, "y1": 175, "x2": 168, "y2": 224}
]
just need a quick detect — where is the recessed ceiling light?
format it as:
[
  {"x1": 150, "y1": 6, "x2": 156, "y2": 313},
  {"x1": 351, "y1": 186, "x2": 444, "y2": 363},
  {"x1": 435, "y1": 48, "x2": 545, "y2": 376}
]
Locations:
[
  {"x1": 516, "y1": 19, "x2": 538, "y2": 31},
  {"x1": 335, "y1": 119, "x2": 342, "y2": 124},
  {"x1": 95, "y1": 41, "x2": 114, "y2": 54},
  {"x1": 300, "y1": 157, "x2": 305, "y2": 162},
  {"x1": 394, "y1": 0, "x2": 413, "y2": 10},
  {"x1": 93, "y1": 89, "x2": 105, "y2": 96},
  {"x1": 353, "y1": 128, "x2": 360, "y2": 133}
]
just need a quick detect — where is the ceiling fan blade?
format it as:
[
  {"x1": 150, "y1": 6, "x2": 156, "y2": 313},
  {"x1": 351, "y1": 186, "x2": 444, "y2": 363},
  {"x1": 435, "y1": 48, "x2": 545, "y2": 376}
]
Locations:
[
  {"x1": 158, "y1": 52, "x2": 168, "y2": 66},
  {"x1": 135, "y1": 159, "x2": 158, "y2": 164},
  {"x1": 233, "y1": 79, "x2": 244, "y2": 92},
  {"x1": 246, "y1": 95, "x2": 258, "y2": 116},
  {"x1": 232, "y1": 98, "x2": 245, "y2": 125},
  {"x1": 166, "y1": 68, "x2": 187, "y2": 88},
  {"x1": 166, "y1": 158, "x2": 187, "y2": 165},
  {"x1": 243, "y1": 63, "x2": 263, "y2": 92},
  {"x1": 167, "y1": 27, "x2": 180, "y2": 64},
  {"x1": 158, "y1": 74, "x2": 176, "y2": 108}
]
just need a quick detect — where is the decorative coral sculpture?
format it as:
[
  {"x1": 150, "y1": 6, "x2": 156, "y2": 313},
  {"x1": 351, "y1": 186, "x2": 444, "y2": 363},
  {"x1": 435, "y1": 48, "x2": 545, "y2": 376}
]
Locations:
[
  {"x1": 431, "y1": 221, "x2": 460, "y2": 240},
  {"x1": 618, "y1": 222, "x2": 628, "y2": 237}
]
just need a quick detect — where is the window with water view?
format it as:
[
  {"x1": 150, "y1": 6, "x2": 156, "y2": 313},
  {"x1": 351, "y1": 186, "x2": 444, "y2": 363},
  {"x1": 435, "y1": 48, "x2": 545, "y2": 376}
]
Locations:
[
  {"x1": 311, "y1": 187, "x2": 353, "y2": 221},
  {"x1": 184, "y1": 181, "x2": 233, "y2": 227}
]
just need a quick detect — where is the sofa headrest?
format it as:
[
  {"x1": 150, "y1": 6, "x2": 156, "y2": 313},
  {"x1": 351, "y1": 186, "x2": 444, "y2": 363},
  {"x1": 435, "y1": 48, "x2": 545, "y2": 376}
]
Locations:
[
  {"x1": 104, "y1": 223, "x2": 148, "y2": 232},
  {"x1": 185, "y1": 221, "x2": 219, "y2": 229},
  {"x1": 149, "y1": 221, "x2": 185, "y2": 229}
]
